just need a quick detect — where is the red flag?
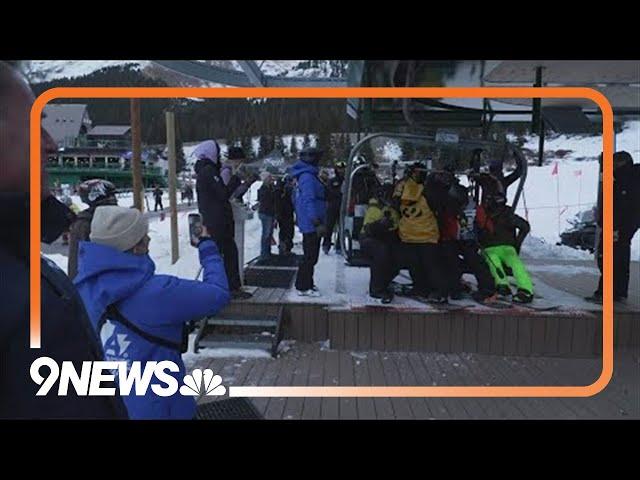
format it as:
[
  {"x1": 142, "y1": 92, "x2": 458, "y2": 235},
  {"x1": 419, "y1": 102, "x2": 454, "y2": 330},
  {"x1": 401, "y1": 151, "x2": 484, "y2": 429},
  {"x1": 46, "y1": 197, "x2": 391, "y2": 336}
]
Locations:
[{"x1": 551, "y1": 162, "x2": 558, "y2": 176}]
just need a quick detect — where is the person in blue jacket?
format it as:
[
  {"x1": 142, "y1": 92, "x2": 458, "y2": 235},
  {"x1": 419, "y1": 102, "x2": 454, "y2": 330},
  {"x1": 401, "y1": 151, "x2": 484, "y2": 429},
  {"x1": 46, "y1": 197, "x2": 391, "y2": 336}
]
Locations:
[
  {"x1": 74, "y1": 205, "x2": 231, "y2": 419},
  {"x1": 289, "y1": 147, "x2": 327, "y2": 296}
]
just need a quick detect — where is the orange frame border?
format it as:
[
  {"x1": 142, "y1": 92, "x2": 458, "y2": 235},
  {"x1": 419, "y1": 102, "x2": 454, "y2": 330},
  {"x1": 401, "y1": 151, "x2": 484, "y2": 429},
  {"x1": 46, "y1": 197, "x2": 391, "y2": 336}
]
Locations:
[{"x1": 31, "y1": 87, "x2": 614, "y2": 398}]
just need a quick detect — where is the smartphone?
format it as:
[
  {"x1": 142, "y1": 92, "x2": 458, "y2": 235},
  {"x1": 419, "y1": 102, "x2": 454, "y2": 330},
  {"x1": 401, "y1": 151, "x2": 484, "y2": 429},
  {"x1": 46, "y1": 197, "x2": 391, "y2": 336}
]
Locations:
[{"x1": 188, "y1": 213, "x2": 204, "y2": 247}]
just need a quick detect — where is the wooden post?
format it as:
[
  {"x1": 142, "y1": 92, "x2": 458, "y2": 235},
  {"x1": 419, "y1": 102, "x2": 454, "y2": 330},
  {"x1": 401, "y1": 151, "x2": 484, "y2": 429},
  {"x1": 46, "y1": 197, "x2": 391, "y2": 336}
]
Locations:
[
  {"x1": 130, "y1": 98, "x2": 143, "y2": 211},
  {"x1": 166, "y1": 110, "x2": 179, "y2": 264}
]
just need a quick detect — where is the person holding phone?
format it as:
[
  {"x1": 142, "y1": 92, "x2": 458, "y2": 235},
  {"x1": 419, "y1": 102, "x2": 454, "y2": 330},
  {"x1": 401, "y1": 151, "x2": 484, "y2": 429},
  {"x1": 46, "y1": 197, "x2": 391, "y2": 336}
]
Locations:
[
  {"x1": 74, "y1": 206, "x2": 231, "y2": 419},
  {"x1": 194, "y1": 140, "x2": 252, "y2": 299}
]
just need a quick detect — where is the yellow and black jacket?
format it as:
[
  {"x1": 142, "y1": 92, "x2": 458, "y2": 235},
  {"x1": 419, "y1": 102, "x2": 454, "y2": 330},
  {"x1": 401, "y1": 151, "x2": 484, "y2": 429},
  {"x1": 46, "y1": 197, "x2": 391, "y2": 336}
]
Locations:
[
  {"x1": 397, "y1": 178, "x2": 439, "y2": 244},
  {"x1": 362, "y1": 198, "x2": 399, "y2": 243}
]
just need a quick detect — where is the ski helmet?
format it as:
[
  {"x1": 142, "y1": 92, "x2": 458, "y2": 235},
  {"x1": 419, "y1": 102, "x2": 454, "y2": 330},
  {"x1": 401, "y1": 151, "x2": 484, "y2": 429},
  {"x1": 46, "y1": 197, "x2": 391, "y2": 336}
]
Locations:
[{"x1": 78, "y1": 179, "x2": 117, "y2": 207}]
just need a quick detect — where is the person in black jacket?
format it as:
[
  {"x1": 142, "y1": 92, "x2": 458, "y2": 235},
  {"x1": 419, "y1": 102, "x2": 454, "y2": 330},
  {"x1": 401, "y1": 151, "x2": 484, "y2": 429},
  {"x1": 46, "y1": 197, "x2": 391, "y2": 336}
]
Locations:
[
  {"x1": 0, "y1": 62, "x2": 128, "y2": 419},
  {"x1": 67, "y1": 179, "x2": 118, "y2": 279},
  {"x1": 322, "y1": 161, "x2": 346, "y2": 254},
  {"x1": 275, "y1": 175, "x2": 295, "y2": 255},
  {"x1": 153, "y1": 185, "x2": 163, "y2": 211},
  {"x1": 194, "y1": 140, "x2": 252, "y2": 299},
  {"x1": 256, "y1": 171, "x2": 277, "y2": 259},
  {"x1": 587, "y1": 151, "x2": 640, "y2": 303},
  {"x1": 489, "y1": 154, "x2": 523, "y2": 197}
]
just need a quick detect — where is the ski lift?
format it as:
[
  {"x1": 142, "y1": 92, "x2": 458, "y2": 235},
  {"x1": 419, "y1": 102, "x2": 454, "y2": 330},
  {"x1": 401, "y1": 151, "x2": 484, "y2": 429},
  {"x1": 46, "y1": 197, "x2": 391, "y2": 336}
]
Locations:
[{"x1": 339, "y1": 132, "x2": 528, "y2": 265}]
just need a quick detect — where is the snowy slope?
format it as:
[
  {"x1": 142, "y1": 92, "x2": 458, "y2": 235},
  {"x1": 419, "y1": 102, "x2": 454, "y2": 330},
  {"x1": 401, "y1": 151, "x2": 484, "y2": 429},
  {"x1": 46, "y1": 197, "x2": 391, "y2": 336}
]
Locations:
[
  {"x1": 21, "y1": 61, "x2": 149, "y2": 83},
  {"x1": 21, "y1": 60, "x2": 342, "y2": 85}
]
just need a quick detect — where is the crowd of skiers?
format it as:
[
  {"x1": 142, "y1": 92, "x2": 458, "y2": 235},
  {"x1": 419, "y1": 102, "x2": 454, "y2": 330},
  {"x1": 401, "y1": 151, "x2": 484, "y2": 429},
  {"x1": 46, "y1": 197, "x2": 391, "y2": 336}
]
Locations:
[
  {"x1": 254, "y1": 144, "x2": 535, "y2": 305},
  {"x1": 358, "y1": 157, "x2": 533, "y2": 305}
]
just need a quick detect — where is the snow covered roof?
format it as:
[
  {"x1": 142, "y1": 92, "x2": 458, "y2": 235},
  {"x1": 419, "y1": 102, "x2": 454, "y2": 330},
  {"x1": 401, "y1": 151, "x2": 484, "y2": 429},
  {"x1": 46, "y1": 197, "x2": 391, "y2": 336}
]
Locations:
[
  {"x1": 42, "y1": 104, "x2": 90, "y2": 144},
  {"x1": 87, "y1": 125, "x2": 131, "y2": 137}
]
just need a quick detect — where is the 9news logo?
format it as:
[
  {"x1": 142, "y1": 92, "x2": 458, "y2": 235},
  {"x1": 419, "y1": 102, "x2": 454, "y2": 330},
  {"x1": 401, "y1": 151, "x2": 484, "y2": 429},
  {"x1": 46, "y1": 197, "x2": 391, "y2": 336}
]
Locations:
[{"x1": 30, "y1": 357, "x2": 226, "y2": 397}]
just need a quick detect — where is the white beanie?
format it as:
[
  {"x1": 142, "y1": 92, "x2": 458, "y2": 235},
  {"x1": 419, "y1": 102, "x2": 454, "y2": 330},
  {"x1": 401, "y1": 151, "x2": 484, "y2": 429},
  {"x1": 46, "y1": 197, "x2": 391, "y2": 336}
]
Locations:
[{"x1": 90, "y1": 206, "x2": 149, "y2": 252}]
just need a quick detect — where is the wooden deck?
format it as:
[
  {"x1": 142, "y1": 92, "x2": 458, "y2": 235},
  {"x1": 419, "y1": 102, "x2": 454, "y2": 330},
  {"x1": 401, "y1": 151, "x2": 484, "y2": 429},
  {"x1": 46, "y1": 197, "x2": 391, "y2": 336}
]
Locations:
[
  {"x1": 188, "y1": 343, "x2": 640, "y2": 420},
  {"x1": 220, "y1": 287, "x2": 639, "y2": 357}
]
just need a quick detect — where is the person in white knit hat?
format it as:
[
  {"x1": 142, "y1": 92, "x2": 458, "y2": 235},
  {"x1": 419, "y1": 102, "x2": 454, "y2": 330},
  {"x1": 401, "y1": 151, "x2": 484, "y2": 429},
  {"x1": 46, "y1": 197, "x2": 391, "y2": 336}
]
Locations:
[{"x1": 73, "y1": 205, "x2": 230, "y2": 419}]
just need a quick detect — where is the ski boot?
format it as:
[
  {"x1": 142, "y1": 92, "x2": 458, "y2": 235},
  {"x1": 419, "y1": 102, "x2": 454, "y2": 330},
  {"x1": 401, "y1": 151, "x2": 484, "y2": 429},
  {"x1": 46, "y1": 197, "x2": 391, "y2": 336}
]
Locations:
[
  {"x1": 449, "y1": 289, "x2": 464, "y2": 301},
  {"x1": 370, "y1": 289, "x2": 394, "y2": 304},
  {"x1": 512, "y1": 289, "x2": 534, "y2": 304},
  {"x1": 297, "y1": 289, "x2": 321, "y2": 298},
  {"x1": 584, "y1": 291, "x2": 602, "y2": 304},
  {"x1": 496, "y1": 284, "x2": 512, "y2": 300},
  {"x1": 426, "y1": 293, "x2": 448, "y2": 304}
]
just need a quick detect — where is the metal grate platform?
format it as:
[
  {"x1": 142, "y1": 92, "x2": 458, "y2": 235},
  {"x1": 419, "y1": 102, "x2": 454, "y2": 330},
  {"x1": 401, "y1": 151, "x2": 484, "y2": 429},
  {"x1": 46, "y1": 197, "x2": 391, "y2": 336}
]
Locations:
[
  {"x1": 243, "y1": 268, "x2": 297, "y2": 288},
  {"x1": 196, "y1": 398, "x2": 263, "y2": 420},
  {"x1": 252, "y1": 254, "x2": 302, "y2": 268}
]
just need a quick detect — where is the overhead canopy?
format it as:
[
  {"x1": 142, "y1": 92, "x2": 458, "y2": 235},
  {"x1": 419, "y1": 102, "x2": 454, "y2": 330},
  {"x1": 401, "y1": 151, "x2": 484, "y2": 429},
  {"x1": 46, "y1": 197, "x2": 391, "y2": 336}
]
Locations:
[
  {"x1": 152, "y1": 60, "x2": 347, "y2": 87},
  {"x1": 483, "y1": 60, "x2": 640, "y2": 113},
  {"x1": 484, "y1": 60, "x2": 640, "y2": 85}
]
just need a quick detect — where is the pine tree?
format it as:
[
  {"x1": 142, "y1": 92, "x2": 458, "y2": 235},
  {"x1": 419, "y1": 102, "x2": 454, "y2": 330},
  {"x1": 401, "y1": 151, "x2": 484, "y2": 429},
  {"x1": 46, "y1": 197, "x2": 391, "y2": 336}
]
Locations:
[
  {"x1": 303, "y1": 133, "x2": 311, "y2": 150},
  {"x1": 401, "y1": 140, "x2": 416, "y2": 162},
  {"x1": 360, "y1": 139, "x2": 376, "y2": 163},
  {"x1": 242, "y1": 136, "x2": 254, "y2": 159},
  {"x1": 175, "y1": 129, "x2": 186, "y2": 172},
  {"x1": 344, "y1": 133, "x2": 354, "y2": 161},
  {"x1": 315, "y1": 130, "x2": 332, "y2": 166},
  {"x1": 258, "y1": 135, "x2": 269, "y2": 158},
  {"x1": 289, "y1": 135, "x2": 298, "y2": 159},
  {"x1": 274, "y1": 135, "x2": 285, "y2": 154}
]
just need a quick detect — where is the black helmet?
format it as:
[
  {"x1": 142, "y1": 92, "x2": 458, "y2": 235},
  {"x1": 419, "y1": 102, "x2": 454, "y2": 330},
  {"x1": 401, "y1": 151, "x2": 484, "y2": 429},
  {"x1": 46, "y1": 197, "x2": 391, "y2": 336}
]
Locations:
[
  {"x1": 613, "y1": 151, "x2": 633, "y2": 169},
  {"x1": 227, "y1": 146, "x2": 246, "y2": 160},
  {"x1": 448, "y1": 182, "x2": 469, "y2": 209},
  {"x1": 300, "y1": 147, "x2": 323, "y2": 165},
  {"x1": 78, "y1": 179, "x2": 117, "y2": 207},
  {"x1": 485, "y1": 193, "x2": 507, "y2": 212}
]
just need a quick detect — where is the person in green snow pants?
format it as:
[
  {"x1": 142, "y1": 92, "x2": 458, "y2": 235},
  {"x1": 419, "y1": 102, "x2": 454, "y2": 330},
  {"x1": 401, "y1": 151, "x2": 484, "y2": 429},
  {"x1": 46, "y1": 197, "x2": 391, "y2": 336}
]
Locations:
[{"x1": 483, "y1": 245, "x2": 533, "y2": 294}]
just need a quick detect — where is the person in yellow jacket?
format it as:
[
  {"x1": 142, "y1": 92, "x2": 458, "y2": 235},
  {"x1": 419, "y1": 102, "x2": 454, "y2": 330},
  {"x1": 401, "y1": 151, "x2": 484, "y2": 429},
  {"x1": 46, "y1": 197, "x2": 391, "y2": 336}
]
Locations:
[
  {"x1": 393, "y1": 162, "x2": 447, "y2": 303},
  {"x1": 360, "y1": 196, "x2": 401, "y2": 304}
]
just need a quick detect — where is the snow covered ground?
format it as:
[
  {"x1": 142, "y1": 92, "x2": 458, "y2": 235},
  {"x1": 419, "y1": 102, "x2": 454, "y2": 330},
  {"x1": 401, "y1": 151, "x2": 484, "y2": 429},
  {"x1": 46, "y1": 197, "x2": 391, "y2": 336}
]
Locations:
[{"x1": 509, "y1": 120, "x2": 640, "y2": 260}]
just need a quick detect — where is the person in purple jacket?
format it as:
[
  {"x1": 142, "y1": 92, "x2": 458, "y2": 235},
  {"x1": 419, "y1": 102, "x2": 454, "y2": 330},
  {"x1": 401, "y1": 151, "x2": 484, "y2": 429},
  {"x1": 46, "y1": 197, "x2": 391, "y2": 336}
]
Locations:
[{"x1": 74, "y1": 206, "x2": 230, "y2": 419}]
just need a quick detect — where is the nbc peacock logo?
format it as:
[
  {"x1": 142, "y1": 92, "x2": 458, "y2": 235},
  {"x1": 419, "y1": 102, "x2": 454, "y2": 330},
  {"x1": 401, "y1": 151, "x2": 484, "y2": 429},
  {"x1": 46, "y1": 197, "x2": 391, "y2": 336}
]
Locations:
[{"x1": 179, "y1": 369, "x2": 226, "y2": 397}]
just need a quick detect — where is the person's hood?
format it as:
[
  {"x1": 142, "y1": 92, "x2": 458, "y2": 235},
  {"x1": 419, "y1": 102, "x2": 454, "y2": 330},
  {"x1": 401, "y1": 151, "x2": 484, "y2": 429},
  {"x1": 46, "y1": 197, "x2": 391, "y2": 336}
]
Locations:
[
  {"x1": 400, "y1": 178, "x2": 424, "y2": 203},
  {"x1": 615, "y1": 160, "x2": 636, "y2": 178},
  {"x1": 194, "y1": 157, "x2": 218, "y2": 175},
  {"x1": 74, "y1": 241, "x2": 155, "y2": 306},
  {"x1": 289, "y1": 160, "x2": 319, "y2": 179}
]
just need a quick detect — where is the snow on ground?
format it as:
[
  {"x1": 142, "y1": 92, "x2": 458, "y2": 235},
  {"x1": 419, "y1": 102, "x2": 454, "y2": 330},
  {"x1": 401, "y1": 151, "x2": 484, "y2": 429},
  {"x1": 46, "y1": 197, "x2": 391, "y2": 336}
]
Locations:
[
  {"x1": 527, "y1": 263, "x2": 600, "y2": 276},
  {"x1": 520, "y1": 236, "x2": 593, "y2": 261},
  {"x1": 506, "y1": 120, "x2": 640, "y2": 260},
  {"x1": 511, "y1": 120, "x2": 640, "y2": 162}
]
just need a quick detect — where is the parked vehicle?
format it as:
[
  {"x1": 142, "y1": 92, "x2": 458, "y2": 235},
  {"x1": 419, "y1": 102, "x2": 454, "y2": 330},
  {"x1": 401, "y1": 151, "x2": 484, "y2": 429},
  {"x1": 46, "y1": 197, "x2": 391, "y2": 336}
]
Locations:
[{"x1": 558, "y1": 208, "x2": 597, "y2": 253}]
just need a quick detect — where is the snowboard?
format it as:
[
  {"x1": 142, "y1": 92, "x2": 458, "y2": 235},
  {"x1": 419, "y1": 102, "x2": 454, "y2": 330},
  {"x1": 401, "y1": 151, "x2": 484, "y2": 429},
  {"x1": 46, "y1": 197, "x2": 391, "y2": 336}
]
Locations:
[
  {"x1": 509, "y1": 300, "x2": 560, "y2": 312},
  {"x1": 406, "y1": 295, "x2": 470, "y2": 312}
]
